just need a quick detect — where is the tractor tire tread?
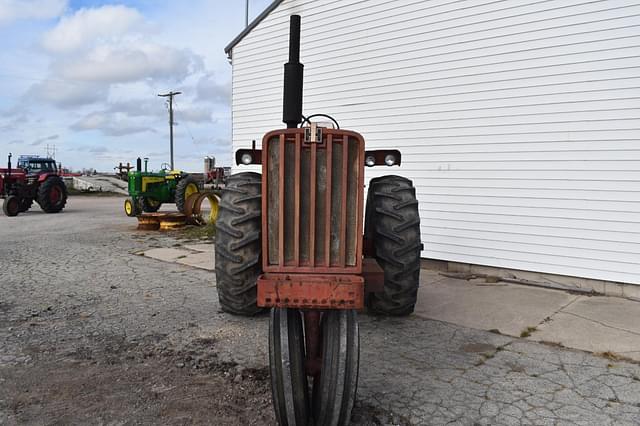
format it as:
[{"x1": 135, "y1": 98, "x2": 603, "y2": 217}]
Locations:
[
  {"x1": 215, "y1": 172, "x2": 263, "y2": 316},
  {"x1": 175, "y1": 174, "x2": 199, "y2": 213},
  {"x1": 37, "y1": 176, "x2": 67, "y2": 213},
  {"x1": 366, "y1": 175, "x2": 421, "y2": 316}
]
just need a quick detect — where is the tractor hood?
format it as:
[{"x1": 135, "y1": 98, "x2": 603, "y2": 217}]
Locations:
[{"x1": 0, "y1": 168, "x2": 26, "y2": 176}]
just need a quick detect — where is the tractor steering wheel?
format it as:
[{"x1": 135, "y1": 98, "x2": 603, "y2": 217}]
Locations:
[{"x1": 160, "y1": 163, "x2": 171, "y2": 171}]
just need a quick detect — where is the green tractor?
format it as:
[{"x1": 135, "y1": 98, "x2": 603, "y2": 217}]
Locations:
[{"x1": 124, "y1": 158, "x2": 200, "y2": 217}]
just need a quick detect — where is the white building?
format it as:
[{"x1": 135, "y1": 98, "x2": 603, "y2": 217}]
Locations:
[{"x1": 225, "y1": 0, "x2": 640, "y2": 290}]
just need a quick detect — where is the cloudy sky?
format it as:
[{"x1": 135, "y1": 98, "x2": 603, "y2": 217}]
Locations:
[{"x1": 0, "y1": 0, "x2": 272, "y2": 172}]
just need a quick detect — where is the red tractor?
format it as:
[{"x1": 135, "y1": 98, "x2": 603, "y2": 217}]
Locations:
[
  {"x1": 0, "y1": 154, "x2": 68, "y2": 217},
  {"x1": 215, "y1": 16, "x2": 421, "y2": 425}
]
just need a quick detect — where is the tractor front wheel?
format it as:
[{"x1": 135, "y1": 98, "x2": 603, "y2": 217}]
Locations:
[
  {"x1": 312, "y1": 310, "x2": 360, "y2": 426},
  {"x1": 365, "y1": 175, "x2": 421, "y2": 316},
  {"x1": 2, "y1": 196, "x2": 20, "y2": 217},
  {"x1": 37, "y1": 176, "x2": 67, "y2": 213},
  {"x1": 175, "y1": 174, "x2": 199, "y2": 213},
  {"x1": 269, "y1": 308, "x2": 310, "y2": 425},
  {"x1": 124, "y1": 198, "x2": 140, "y2": 217},
  {"x1": 215, "y1": 172, "x2": 262, "y2": 316},
  {"x1": 141, "y1": 197, "x2": 161, "y2": 213}
]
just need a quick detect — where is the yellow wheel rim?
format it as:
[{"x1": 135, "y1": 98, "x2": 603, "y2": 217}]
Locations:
[
  {"x1": 124, "y1": 199, "x2": 133, "y2": 216},
  {"x1": 208, "y1": 194, "x2": 219, "y2": 224},
  {"x1": 185, "y1": 183, "x2": 199, "y2": 200}
]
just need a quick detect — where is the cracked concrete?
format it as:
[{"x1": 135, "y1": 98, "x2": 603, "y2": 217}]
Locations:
[
  {"x1": 415, "y1": 272, "x2": 640, "y2": 363},
  {"x1": 1, "y1": 197, "x2": 640, "y2": 425}
]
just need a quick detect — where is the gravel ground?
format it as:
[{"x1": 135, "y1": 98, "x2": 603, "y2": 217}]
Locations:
[{"x1": 1, "y1": 196, "x2": 639, "y2": 425}]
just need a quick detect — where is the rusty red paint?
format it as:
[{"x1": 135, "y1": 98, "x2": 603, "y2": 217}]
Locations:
[
  {"x1": 260, "y1": 128, "x2": 366, "y2": 275},
  {"x1": 362, "y1": 257, "x2": 385, "y2": 293},
  {"x1": 257, "y1": 273, "x2": 364, "y2": 309}
]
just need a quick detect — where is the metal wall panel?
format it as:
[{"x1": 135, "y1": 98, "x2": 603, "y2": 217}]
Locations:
[{"x1": 231, "y1": 0, "x2": 640, "y2": 285}]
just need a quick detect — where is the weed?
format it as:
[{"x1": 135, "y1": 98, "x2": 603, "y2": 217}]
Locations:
[
  {"x1": 520, "y1": 326, "x2": 537, "y2": 338},
  {"x1": 179, "y1": 224, "x2": 216, "y2": 240}
]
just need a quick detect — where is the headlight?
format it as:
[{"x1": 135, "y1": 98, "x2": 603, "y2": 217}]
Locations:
[
  {"x1": 365, "y1": 155, "x2": 376, "y2": 167},
  {"x1": 384, "y1": 154, "x2": 396, "y2": 166},
  {"x1": 241, "y1": 153, "x2": 253, "y2": 165}
]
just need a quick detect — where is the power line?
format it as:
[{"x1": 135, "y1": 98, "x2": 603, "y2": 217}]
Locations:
[
  {"x1": 157, "y1": 91, "x2": 181, "y2": 170},
  {"x1": 172, "y1": 98, "x2": 197, "y2": 144}
]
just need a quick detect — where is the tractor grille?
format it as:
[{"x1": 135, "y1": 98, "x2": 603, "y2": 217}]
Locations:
[{"x1": 262, "y1": 128, "x2": 365, "y2": 274}]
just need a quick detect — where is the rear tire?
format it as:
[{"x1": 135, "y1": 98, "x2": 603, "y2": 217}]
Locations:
[
  {"x1": 37, "y1": 176, "x2": 67, "y2": 213},
  {"x1": 3, "y1": 196, "x2": 20, "y2": 216},
  {"x1": 365, "y1": 176, "x2": 421, "y2": 316},
  {"x1": 141, "y1": 197, "x2": 161, "y2": 213},
  {"x1": 175, "y1": 174, "x2": 199, "y2": 213},
  {"x1": 215, "y1": 172, "x2": 263, "y2": 316}
]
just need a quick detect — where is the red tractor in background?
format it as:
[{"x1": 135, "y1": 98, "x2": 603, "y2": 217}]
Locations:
[
  {"x1": 0, "y1": 154, "x2": 68, "y2": 217},
  {"x1": 204, "y1": 156, "x2": 229, "y2": 188}
]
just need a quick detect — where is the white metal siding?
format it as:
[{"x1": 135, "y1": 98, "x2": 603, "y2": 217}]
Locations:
[{"x1": 230, "y1": 0, "x2": 640, "y2": 284}]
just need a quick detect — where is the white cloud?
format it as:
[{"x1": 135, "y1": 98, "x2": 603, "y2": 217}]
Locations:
[
  {"x1": 54, "y1": 41, "x2": 203, "y2": 84},
  {"x1": 27, "y1": 79, "x2": 107, "y2": 108},
  {"x1": 174, "y1": 105, "x2": 212, "y2": 123},
  {"x1": 30, "y1": 133, "x2": 59, "y2": 146},
  {"x1": 196, "y1": 73, "x2": 230, "y2": 103},
  {"x1": 71, "y1": 111, "x2": 154, "y2": 136},
  {"x1": 42, "y1": 5, "x2": 142, "y2": 53},
  {"x1": 0, "y1": 0, "x2": 66, "y2": 24}
]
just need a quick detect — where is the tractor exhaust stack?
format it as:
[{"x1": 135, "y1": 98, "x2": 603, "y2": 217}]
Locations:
[{"x1": 282, "y1": 14, "x2": 303, "y2": 129}]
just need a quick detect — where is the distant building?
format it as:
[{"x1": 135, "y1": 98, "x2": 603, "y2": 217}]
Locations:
[{"x1": 225, "y1": 0, "x2": 640, "y2": 289}]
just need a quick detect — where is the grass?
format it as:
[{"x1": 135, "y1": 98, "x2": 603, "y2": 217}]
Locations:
[
  {"x1": 520, "y1": 326, "x2": 538, "y2": 338},
  {"x1": 598, "y1": 351, "x2": 621, "y2": 361},
  {"x1": 178, "y1": 223, "x2": 216, "y2": 240}
]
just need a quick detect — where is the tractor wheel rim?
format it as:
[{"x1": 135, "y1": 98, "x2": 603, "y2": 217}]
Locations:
[
  {"x1": 50, "y1": 186, "x2": 61, "y2": 204},
  {"x1": 185, "y1": 183, "x2": 198, "y2": 200},
  {"x1": 125, "y1": 200, "x2": 132, "y2": 215},
  {"x1": 208, "y1": 197, "x2": 219, "y2": 223}
]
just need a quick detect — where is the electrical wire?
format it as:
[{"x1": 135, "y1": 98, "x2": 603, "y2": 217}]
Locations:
[{"x1": 172, "y1": 98, "x2": 197, "y2": 144}]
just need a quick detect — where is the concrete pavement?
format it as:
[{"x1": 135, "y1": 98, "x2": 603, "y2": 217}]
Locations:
[
  {"x1": 2, "y1": 196, "x2": 639, "y2": 424},
  {"x1": 415, "y1": 270, "x2": 640, "y2": 362},
  {"x1": 141, "y1": 239, "x2": 640, "y2": 363}
]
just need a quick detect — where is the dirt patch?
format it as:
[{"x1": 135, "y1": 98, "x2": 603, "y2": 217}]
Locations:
[
  {"x1": 0, "y1": 334, "x2": 275, "y2": 425},
  {"x1": 1, "y1": 331, "x2": 409, "y2": 424}
]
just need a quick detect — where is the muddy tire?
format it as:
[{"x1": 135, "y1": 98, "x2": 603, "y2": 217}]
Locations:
[
  {"x1": 3, "y1": 196, "x2": 20, "y2": 216},
  {"x1": 37, "y1": 176, "x2": 67, "y2": 213},
  {"x1": 215, "y1": 172, "x2": 263, "y2": 316},
  {"x1": 141, "y1": 197, "x2": 161, "y2": 213},
  {"x1": 365, "y1": 175, "x2": 421, "y2": 316},
  {"x1": 175, "y1": 174, "x2": 199, "y2": 213}
]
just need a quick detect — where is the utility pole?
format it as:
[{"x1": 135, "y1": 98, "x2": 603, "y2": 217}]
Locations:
[
  {"x1": 245, "y1": 0, "x2": 249, "y2": 27},
  {"x1": 158, "y1": 91, "x2": 181, "y2": 170}
]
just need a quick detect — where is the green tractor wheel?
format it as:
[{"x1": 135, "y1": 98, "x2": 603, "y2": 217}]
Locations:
[
  {"x1": 175, "y1": 174, "x2": 199, "y2": 213},
  {"x1": 124, "y1": 198, "x2": 140, "y2": 217}
]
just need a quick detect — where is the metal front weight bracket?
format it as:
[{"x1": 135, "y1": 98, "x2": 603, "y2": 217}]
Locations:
[{"x1": 304, "y1": 122, "x2": 322, "y2": 144}]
